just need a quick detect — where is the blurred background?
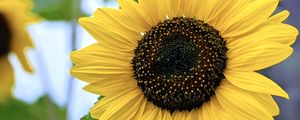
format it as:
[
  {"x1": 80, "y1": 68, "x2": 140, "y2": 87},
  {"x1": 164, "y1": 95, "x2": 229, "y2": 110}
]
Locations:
[{"x1": 0, "y1": 0, "x2": 299, "y2": 120}]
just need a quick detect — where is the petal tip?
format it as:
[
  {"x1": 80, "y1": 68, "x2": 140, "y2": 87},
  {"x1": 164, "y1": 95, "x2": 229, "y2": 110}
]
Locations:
[{"x1": 78, "y1": 17, "x2": 92, "y2": 26}]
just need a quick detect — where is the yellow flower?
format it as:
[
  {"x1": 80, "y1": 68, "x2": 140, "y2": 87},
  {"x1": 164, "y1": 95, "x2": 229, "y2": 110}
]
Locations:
[
  {"x1": 71, "y1": 0, "x2": 298, "y2": 119},
  {"x1": 0, "y1": 0, "x2": 39, "y2": 103}
]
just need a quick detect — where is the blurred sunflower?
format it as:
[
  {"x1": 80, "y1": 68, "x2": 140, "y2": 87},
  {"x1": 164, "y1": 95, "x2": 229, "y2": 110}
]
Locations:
[
  {"x1": 71, "y1": 0, "x2": 298, "y2": 119},
  {"x1": 0, "y1": 0, "x2": 39, "y2": 103}
]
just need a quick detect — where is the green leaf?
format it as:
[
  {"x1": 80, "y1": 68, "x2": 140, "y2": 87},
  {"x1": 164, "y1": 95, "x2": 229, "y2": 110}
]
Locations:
[
  {"x1": 81, "y1": 113, "x2": 97, "y2": 120},
  {"x1": 29, "y1": 96, "x2": 66, "y2": 120},
  {"x1": 0, "y1": 96, "x2": 66, "y2": 120},
  {"x1": 97, "y1": 96, "x2": 105, "y2": 101},
  {"x1": 0, "y1": 98, "x2": 38, "y2": 120},
  {"x1": 32, "y1": 0, "x2": 85, "y2": 21}
]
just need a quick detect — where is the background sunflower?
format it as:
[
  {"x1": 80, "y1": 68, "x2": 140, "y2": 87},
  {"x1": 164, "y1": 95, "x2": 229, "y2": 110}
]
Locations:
[{"x1": 0, "y1": 0, "x2": 39, "y2": 103}]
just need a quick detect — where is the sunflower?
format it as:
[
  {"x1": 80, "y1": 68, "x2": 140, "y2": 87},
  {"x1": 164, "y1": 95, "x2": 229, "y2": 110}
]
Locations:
[
  {"x1": 0, "y1": 0, "x2": 39, "y2": 103},
  {"x1": 71, "y1": 0, "x2": 298, "y2": 119}
]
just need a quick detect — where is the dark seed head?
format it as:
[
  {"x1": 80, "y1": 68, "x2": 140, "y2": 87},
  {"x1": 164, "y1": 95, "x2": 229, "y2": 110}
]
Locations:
[
  {"x1": 0, "y1": 13, "x2": 12, "y2": 57},
  {"x1": 132, "y1": 17, "x2": 228, "y2": 112}
]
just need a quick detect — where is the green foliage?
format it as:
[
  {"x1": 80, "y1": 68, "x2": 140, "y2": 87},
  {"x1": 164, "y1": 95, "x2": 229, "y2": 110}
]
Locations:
[
  {"x1": 32, "y1": 0, "x2": 84, "y2": 21},
  {"x1": 97, "y1": 96, "x2": 104, "y2": 101},
  {"x1": 81, "y1": 113, "x2": 97, "y2": 120},
  {"x1": 0, "y1": 96, "x2": 66, "y2": 120}
]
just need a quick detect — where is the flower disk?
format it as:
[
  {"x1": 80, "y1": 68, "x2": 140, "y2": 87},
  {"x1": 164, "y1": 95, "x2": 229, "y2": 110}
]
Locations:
[
  {"x1": 132, "y1": 17, "x2": 228, "y2": 111},
  {"x1": 0, "y1": 14, "x2": 12, "y2": 57}
]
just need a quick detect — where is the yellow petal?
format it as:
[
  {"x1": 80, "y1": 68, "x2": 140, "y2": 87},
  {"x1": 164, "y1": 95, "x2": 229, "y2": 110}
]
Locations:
[
  {"x1": 117, "y1": 0, "x2": 152, "y2": 30},
  {"x1": 186, "y1": 109, "x2": 198, "y2": 120},
  {"x1": 197, "y1": 106, "x2": 203, "y2": 120},
  {"x1": 221, "y1": 0, "x2": 279, "y2": 38},
  {"x1": 140, "y1": 107, "x2": 162, "y2": 120},
  {"x1": 224, "y1": 70, "x2": 289, "y2": 99},
  {"x1": 90, "y1": 89, "x2": 133, "y2": 118},
  {"x1": 227, "y1": 42, "x2": 293, "y2": 71},
  {"x1": 83, "y1": 76, "x2": 137, "y2": 96},
  {"x1": 155, "y1": 0, "x2": 171, "y2": 19},
  {"x1": 70, "y1": 43, "x2": 133, "y2": 83},
  {"x1": 17, "y1": 0, "x2": 41, "y2": 23},
  {"x1": 144, "y1": 101, "x2": 156, "y2": 113},
  {"x1": 97, "y1": 89, "x2": 142, "y2": 120},
  {"x1": 204, "y1": 0, "x2": 232, "y2": 25},
  {"x1": 139, "y1": 0, "x2": 166, "y2": 25},
  {"x1": 102, "y1": 91, "x2": 143, "y2": 120},
  {"x1": 140, "y1": 110, "x2": 156, "y2": 120},
  {"x1": 133, "y1": 98, "x2": 148, "y2": 120},
  {"x1": 91, "y1": 105, "x2": 107, "y2": 119},
  {"x1": 0, "y1": 57, "x2": 14, "y2": 103},
  {"x1": 138, "y1": 101, "x2": 165, "y2": 120},
  {"x1": 71, "y1": 43, "x2": 133, "y2": 64},
  {"x1": 93, "y1": 8, "x2": 146, "y2": 32},
  {"x1": 173, "y1": 111, "x2": 189, "y2": 120},
  {"x1": 178, "y1": 0, "x2": 201, "y2": 18},
  {"x1": 254, "y1": 94, "x2": 279, "y2": 116},
  {"x1": 268, "y1": 10, "x2": 290, "y2": 23},
  {"x1": 212, "y1": 0, "x2": 251, "y2": 31},
  {"x1": 168, "y1": 0, "x2": 181, "y2": 18},
  {"x1": 11, "y1": 22, "x2": 34, "y2": 48},
  {"x1": 195, "y1": 0, "x2": 219, "y2": 22},
  {"x1": 161, "y1": 110, "x2": 172, "y2": 120},
  {"x1": 13, "y1": 47, "x2": 33, "y2": 72},
  {"x1": 156, "y1": 109, "x2": 163, "y2": 120},
  {"x1": 11, "y1": 27, "x2": 34, "y2": 72},
  {"x1": 201, "y1": 103, "x2": 214, "y2": 120},
  {"x1": 227, "y1": 22, "x2": 298, "y2": 46},
  {"x1": 209, "y1": 96, "x2": 236, "y2": 120},
  {"x1": 216, "y1": 80, "x2": 274, "y2": 120},
  {"x1": 79, "y1": 17, "x2": 139, "y2": 51}
]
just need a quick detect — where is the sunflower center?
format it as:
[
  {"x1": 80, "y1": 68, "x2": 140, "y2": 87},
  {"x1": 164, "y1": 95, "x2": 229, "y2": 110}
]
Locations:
[
  {"x1": 132, "y1": 17, "x2": 228, "y2": 112},
  {"x1": 0, "y1": 13, "x2": 12, "y2": 57},
  {"x1": 154, "y1": 33, "x2": 200, "y2": 76}
]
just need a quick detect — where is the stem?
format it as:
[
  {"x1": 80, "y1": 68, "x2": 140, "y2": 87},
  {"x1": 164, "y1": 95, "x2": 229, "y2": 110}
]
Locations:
[
  {"x1": 65, "y1": 21, "x2": 77, "y2": 120},
  {"x1": 66, "y1": 0, "x2": 80, "y2": 119}
]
